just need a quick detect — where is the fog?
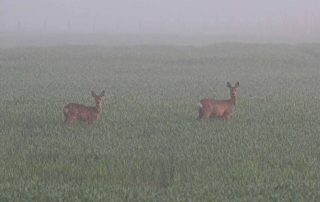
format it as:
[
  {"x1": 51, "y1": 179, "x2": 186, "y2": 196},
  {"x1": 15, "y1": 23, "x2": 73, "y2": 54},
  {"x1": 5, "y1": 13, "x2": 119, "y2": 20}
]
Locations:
[{"x1": 1, "y1": 0, "x2": 320, "y2": 43}]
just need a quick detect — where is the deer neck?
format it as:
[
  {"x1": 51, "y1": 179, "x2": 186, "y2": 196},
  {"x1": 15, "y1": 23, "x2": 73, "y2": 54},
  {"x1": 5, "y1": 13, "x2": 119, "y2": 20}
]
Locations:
[
  {"x1": 230, "y1": 96, "x2": 236, "y2": 105},
  {"x1": 95, "y1": 102, "x2": 103, "y2": 113}
]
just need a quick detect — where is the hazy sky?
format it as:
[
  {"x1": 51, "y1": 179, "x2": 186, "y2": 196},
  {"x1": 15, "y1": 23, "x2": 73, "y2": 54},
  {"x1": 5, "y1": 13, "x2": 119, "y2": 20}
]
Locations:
[{"x1": 1, "y1": 0, "x2": 320, "y2": 38}]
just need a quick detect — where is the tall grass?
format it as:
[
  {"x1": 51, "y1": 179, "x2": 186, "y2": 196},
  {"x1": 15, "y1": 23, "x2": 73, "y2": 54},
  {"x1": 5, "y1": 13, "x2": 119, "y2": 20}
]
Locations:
[{"x1": 1, "y1": 44, "x2": 320, "y2": 201}]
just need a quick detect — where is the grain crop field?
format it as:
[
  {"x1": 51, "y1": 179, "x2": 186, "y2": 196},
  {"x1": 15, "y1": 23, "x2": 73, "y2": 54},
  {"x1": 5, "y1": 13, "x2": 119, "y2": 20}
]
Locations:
[{"x1": 1, "y1": 44, "x2": 320, "y2": 201}]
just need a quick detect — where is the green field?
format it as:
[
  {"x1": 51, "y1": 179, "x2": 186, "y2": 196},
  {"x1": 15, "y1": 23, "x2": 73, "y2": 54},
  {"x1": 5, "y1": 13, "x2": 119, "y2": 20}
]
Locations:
[{"x1": 1, "y1": 44, "x2": 320, "y2": 201}]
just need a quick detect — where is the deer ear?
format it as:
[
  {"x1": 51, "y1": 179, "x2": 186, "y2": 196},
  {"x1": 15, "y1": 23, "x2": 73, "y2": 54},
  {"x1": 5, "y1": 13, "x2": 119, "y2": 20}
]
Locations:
[
  {"x1": 227, "y1": 82, "x2": 232, "y2": 88},
  {"x1": 91, "y1": 91, "x2": 97, "y2": 97},
  {"x1": 235, "y1": 81, "x2": 239, "y2": 87},
  {"x1": 100, "y1": 91, "x2": 105, "y2": 96}
]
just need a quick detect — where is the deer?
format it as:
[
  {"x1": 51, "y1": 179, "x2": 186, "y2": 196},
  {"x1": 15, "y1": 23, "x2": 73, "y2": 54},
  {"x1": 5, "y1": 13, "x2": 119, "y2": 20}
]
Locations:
[
  {"x1": 197, "y1": 82, "x2": 239, "y2": 121},
  {"x1": 63, "y1": 90, "x2": 105, "y2": 124}
]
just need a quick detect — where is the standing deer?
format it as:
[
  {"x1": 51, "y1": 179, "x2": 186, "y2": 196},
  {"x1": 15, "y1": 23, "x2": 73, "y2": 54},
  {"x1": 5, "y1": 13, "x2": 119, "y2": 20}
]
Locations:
[
  {"x1": 197, "y1": 82, "x2": 239, "y2": 121},
  {"x1": 63, "y1": 90, "x2": 105, "y2": 124}
]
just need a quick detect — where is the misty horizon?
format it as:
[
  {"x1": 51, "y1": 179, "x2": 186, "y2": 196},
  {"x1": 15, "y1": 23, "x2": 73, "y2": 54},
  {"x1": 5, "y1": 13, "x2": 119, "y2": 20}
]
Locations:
[{"x1": 1, "y1": 0, "x2": 320, "y2": 43}]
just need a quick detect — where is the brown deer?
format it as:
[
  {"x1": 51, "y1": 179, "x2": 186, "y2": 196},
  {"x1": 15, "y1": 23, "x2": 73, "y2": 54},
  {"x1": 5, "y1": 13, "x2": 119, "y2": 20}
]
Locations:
[
  {"x1": 197, "y1": 82, "x2": 239, "y2": 121},
  {"x1": 63, "y1": 90, "x2": 105, "y2": 124}
]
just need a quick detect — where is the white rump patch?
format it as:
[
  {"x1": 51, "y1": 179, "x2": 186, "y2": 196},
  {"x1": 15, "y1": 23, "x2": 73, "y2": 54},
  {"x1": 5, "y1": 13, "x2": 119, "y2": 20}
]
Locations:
[{"x1": 197, "y1": 102, "x2": 203, "y2": 108}]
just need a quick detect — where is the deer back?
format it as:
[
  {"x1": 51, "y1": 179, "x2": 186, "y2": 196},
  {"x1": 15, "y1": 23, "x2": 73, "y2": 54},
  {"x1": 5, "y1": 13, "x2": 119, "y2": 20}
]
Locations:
[
  {"x1": 200, "y1": 99, "x2": 235, "y2": 117},
  {"x1": 64, "y1": 103, "x2": 99, "y2": 120}
]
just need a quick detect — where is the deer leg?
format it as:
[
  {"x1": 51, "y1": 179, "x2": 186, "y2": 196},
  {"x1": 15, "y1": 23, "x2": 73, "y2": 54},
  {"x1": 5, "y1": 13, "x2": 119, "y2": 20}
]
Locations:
[
  {"x1": 87, "y1": 114, "x2": 98, "y2": 124},
  {"x1": 224, "y1": 113, "x2": 232, "y2": 121},
  {"x1": 209, "y1": 112, "x2": 216, "y2": 118},
  {"x1": 197, "y1": 108, "x2": 204, "y2": 120},
  {"x1": 64, "y1": 118, "x2": 71, "y2": 124},
  {"x1": 64, "y1": 115, "x2": 69, "y2": 124},
  {"x1": 64, "y1": 116, "x2": 76, "y2": 124},
  {"x1": 202, "y1": 111, "x2": 211, "y2": 119},
  {"x1": 87, "y1": 119, "x2": 95, "y2": 124}
]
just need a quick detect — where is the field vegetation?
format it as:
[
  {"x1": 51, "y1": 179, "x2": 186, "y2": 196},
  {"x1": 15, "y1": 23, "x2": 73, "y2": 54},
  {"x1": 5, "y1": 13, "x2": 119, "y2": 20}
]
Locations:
[{"x1": 1, "y1": 43, "x2": 320, "y2": 201}]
